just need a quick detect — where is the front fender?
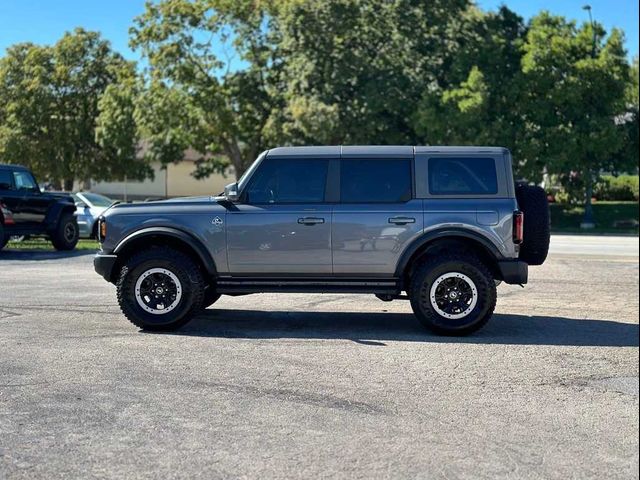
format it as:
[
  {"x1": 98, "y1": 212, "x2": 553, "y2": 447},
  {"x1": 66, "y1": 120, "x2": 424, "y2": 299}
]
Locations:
[
  {"x1": 44, "y1": 202, "x2": 76, "y2": 231},
  {"x1": 113, "y1": 226, "x2": 217, "y2": 276}
]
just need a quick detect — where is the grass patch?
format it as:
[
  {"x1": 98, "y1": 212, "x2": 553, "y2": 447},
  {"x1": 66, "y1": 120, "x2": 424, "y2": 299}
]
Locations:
[
  {"x1": 550, "y1": 201, "x2": 639, "y2": 235},
  {"x1": 6, "y1": 238, "x2": 100, "y2": 251}
]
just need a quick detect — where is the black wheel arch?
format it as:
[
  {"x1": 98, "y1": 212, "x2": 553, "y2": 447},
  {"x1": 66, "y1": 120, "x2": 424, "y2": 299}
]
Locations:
[
  {"x1": 396, "y1": 229, "x2": 504, "y2": 285},
  {"x1": 112, "y1": 227, "x2": 217, "y2": 282},
  {"x1": 44, "y1": 202, "x2": 77, "y2": 232}
]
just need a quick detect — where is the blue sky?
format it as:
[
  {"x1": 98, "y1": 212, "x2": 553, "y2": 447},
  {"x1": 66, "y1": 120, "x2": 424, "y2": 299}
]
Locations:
[{"x1": 0, "y1": 0, "x2": 638, "y2": 62}]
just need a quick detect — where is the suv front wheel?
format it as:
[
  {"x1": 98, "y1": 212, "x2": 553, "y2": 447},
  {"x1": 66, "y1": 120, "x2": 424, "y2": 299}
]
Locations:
[
  {"x1": 410, "y1": 254, "x2": 497, "y2": 335},
  {"x1": 116, "y1": 247, "x2": 205, "y2": 331},
  {"x1": 50, "y1": 213, "x2": 79, "y2": 251}
]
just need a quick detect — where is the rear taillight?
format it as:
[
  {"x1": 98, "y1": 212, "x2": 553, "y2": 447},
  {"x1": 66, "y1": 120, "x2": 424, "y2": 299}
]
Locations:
[
  {"x1": 513, "y1": 210, "x2": 524, "y2": 245},
  {"x1": 1, "y1": 203, "x2": 15, "y2": 225}
]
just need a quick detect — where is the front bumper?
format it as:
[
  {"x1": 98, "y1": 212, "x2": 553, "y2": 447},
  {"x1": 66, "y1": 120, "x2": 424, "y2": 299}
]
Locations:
[
  {"x1": 94, "y1": 253, "x2": 118, "y2": 282},
  {"x1": 497, "y1": 260, "x2": 528, "y2": 285}
]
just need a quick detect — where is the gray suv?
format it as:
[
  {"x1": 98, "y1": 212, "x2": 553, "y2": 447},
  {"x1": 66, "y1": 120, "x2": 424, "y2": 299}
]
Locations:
[{"x1": 94, "y1": 146, "x2": 550, "y2": 335}]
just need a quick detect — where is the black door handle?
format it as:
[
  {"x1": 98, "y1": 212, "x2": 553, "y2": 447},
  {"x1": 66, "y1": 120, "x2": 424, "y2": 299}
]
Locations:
[
  {"x1": 298, "y1": 217, "x2": 325, "y2": 225},
  {"x1": 388, "y1": 216, "x2": 416, "y2": 225}
]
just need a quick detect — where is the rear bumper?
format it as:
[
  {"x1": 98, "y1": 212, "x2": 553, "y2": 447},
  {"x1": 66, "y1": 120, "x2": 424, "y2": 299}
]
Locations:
[
  {"x1": 94, "y1": 253, "x2": 118, "y2": 282},
  {"x1": 497, "y1": 260, "x2": 528, "y2": 285}
]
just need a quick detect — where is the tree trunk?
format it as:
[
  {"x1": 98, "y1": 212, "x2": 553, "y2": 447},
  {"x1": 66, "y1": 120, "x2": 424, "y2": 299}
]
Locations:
[
  {"x1": 222, "y1": 138, "x2": 247, "y2": 180},
  {"x1": 581, "y1": 169, "x2": 596, "y2": 229},
  {"x1": 63, "y1": 178, "x2": 74, "y2": 192}
]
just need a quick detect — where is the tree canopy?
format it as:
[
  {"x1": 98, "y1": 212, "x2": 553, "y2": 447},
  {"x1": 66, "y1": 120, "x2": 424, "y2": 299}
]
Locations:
[
  {"x1": 0, "y1": 28, "x2": 150, "y2": 189},
  {"x1": 0, "y1": 1, "x2": 637, "y2": 215}
]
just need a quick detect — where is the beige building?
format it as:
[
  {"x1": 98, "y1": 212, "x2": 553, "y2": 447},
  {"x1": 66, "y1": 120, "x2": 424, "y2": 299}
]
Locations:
[{"x1": 90, "y1": 148, "x2": 236, "y2": 200}]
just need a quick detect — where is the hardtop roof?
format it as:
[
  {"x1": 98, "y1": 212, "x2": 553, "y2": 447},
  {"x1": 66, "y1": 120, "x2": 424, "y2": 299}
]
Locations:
[
  {"x1": 0, "y1": 164, "x2": 29, "y2": 171},
  {"x1": 266, "y1": 146, "x2": 509, "y2": 157}
]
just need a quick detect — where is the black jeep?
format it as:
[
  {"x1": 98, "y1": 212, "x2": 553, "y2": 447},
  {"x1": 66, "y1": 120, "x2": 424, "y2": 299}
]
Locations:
[{"x1": 0, "y1": 164, "x2": 79, "y2": 251}]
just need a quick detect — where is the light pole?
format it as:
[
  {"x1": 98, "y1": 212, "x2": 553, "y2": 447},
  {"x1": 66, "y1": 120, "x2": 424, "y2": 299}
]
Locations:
[
  {"x1": 583, "y1": 5, "x2": 597, "y2": 60},
  {"x1": 580, "y1": 4, "x2": 597, "y2": 229}
]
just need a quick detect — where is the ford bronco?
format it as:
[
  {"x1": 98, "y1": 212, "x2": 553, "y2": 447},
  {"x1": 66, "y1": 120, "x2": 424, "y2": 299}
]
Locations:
[
  {"x1": 0, "y1": 164, "x2": 79, "y2": 251},
  {"x1": 94, "y1": 146, "x2": 550, "y2": 335}
]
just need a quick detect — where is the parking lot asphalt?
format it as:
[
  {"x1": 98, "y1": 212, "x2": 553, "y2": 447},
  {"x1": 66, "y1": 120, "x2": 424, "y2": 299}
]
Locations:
[{"x1": 0, "y1": 236, "x2": 638, "y2": 479}]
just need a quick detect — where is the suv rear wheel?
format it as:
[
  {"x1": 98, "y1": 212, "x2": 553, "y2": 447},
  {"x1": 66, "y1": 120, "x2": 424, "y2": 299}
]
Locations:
[
  {"x1": 116, "y1": 247, "x2": 205, "y2": 331},
  {"x1": 50, "y1": 213, "x2": 79, "y2": 251},
  {"x1": 0, "y1": 224, "x2": 7, "y2": 251},
  {"x1": 409, "y1": 254, "x2": 496, "y2": 335}
]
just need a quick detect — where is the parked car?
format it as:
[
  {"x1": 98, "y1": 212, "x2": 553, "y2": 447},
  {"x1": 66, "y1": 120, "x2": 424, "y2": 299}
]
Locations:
[
  {"x1": 0, "y1": 164, "x2": 79, "y2": 251},
  {"x1": 72, "y1": 192, "x2": 115, "y2": 239},
  {"x1": 94, "y1": 146, "x2": 550, "y2": 335}
]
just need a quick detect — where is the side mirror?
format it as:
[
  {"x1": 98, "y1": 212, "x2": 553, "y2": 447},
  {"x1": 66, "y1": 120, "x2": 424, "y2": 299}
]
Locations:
[
  {"x1": 224, "y1": 182, "x2": 240, "y2": 202},
  {"x1": 75, "y1": 201, "x2": 88, "y2": 209}
]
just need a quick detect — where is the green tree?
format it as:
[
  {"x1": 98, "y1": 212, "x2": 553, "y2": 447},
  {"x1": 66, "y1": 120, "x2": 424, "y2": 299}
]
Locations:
[
  {"x1": 0, "y1": 29, "x2": 149, "y2": 189},
  {"x1": 413, "y1": 7, "x2": 527, "y2": 149},
  {"x1": 129, "y1": 0, "x2": 279, "y2": 178},
  {"x1": 269, "y1": 0, "x2": 470, "y2": 146},
  {"x1": 519, "y1": 13, "x2": 630, "y2": 226},
  {"x1": 615, "y1": 56, "x2": 639, "y2": 171}
]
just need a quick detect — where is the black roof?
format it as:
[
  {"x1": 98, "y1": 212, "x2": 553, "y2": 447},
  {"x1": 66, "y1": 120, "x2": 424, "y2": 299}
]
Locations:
[
  {"x1": 266, "y1": 146, "x2": 509, "y2": 158},
  {"x1": 0, "y1": 164, "x2": 30, "y2": 171}
]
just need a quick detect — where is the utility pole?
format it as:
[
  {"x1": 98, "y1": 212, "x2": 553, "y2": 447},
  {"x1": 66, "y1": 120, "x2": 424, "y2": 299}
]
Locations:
[{"x1": 580, "y1": 4, "x2": 597, "y2": 229}]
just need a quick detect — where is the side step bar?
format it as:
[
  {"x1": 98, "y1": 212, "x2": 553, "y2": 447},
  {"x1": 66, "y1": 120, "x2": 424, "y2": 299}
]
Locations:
[{"x1": 215, "y1": 277, "x2": 401, "y2": 295}]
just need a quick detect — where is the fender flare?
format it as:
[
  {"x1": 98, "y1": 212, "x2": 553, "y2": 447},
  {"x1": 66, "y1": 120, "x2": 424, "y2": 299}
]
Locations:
[
  {"x1": 395, "y1": 228, "x2": 504, "y2": 277},
  {"x1": 44, "y1": 202, "x2": 76, "y2": 231},
  {"x1": 113, "y1": 226, "x2": 217, "y2": 275}
]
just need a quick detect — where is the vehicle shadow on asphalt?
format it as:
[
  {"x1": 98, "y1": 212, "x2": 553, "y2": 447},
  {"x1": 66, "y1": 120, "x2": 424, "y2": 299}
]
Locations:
[
  {"x1": 0, "y1": 249, "x2": 96, "y2": 260},
  {"x1": 159, "y1": 309, "x2": 640, "y2": 347}
]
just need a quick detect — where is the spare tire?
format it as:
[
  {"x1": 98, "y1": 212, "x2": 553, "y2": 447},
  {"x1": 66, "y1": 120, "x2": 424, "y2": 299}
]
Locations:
[{"x1": 516, "y1": 184, "x2": 550, "y2": 266}]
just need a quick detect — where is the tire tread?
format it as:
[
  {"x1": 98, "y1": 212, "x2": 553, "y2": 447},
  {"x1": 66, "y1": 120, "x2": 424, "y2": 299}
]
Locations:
[
  {"x1": 409, "y1": 253, "x2": 496, "y2": 335},
  {"x1": 116, "y1": 247, "x2": 204, "y2": 331}
]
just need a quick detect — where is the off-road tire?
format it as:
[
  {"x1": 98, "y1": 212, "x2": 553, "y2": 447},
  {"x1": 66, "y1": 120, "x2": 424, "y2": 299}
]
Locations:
[
  {"x1": 409, "y1": 254, "x2": 497, "y2": 335},
  {"x1": 116, "y1": 247, "x2": 205, "y2": 331},
  {"x1": 516, "y1": 184, "x2": 550, "y2": 266},
  {"x1": 0, "y1": 225, "x2": 7, "y2": 251},
  {"x1": 50, "y1": 213, "x2": 79, "y2": 251}
]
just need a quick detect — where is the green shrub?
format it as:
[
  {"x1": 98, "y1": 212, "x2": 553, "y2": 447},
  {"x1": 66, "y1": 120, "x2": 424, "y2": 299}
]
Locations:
[
  {"x1": 594, "y1": 175, "x2": 639, "y2": 201},
  {"x1": 556, "y1": 172, "x2": 585, "y2": 204}
]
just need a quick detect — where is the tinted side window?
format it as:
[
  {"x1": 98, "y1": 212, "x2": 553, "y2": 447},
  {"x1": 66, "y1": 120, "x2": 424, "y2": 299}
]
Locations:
[
  {"x1": 13, "y1": 171, "x2": 38, "y2": 191},
  {"x1": 245, "y1": 158, "x2": 329, "y2": 204},
  {"x1": 340, "y1": 159, "x2": 411, "y2": 203},
  {"x1": 0, "y1": 170, "x2": 14, "y2": 190},
  {"x1": 429, "y1": 157, "x2": 497, "y2": 195}
]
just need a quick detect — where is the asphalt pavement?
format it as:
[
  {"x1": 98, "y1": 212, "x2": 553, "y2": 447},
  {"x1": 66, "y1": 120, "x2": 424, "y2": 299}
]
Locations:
[{"x1": 0, "y1": 235, "x2": 638, "y2": 479}]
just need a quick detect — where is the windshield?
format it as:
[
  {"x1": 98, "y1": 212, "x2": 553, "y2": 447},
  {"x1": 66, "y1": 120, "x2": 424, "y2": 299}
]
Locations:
[
  {"x1": 77, "y1": 192, "x2": 114, "y2": 208},
  {"x1": 237, "y1": 150, "x2": 267, "y2": 193}
]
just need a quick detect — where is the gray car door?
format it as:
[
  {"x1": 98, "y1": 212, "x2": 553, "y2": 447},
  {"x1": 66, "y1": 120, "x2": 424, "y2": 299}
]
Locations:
[
  {"x1": 332, "y1": 152, "x2": 424, "y2": 276},
  {"x1": 226, "y1": 156, "x2": 333, "y2": 275}
]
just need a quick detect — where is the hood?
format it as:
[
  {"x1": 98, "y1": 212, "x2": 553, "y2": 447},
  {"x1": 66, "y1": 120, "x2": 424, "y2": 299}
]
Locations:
[
  {"x1": 106, "y1": 195, "x2": 228, "y2": 216},
  {"x1": 45, "y1": 191, "x2": 74, "y2": 203},
  {"x1": 147, "y1": 195, "x2": 219, "y2": 204}
]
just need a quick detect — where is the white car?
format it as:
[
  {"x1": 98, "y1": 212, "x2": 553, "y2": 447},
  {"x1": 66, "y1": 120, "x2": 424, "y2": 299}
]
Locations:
[{"x1": 72, "y1": 192, "x2": 115, "y2": 239}]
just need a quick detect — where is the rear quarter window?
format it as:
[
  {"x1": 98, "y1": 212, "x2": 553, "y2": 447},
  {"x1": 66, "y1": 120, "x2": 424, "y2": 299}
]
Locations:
[
  {"x1": 428, "y1": 157, "x2": 498, "y2": 195},
  {"x1": 0, "y1": 170, "x2": 14, "y2": 190}
]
